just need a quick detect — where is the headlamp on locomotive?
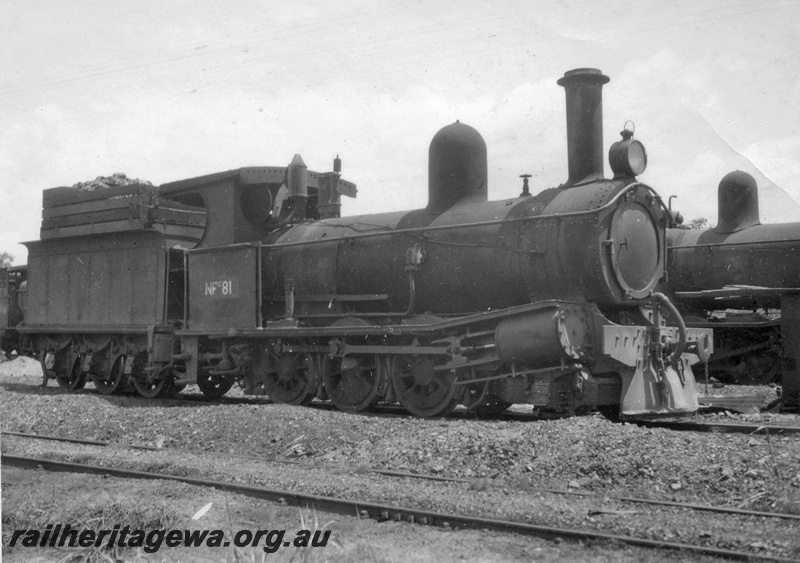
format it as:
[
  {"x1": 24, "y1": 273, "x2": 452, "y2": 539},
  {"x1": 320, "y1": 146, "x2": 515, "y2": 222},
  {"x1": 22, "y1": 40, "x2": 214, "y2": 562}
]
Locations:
[
  {"x1": 13, "y1": 68, "x2": 712, "y2": 419},
  {"x1": 171, "y1": 68, "x2": 712, "y2": 418}
]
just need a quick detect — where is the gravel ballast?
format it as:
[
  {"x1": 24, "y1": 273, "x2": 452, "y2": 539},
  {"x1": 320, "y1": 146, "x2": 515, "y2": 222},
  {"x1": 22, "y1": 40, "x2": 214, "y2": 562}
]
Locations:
[{"x1": 2, "y1": 359, "x2": 799, "y2": 561}]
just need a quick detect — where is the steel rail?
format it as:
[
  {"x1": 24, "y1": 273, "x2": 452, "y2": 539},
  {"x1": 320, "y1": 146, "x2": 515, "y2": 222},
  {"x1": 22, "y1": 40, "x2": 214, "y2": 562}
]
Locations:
[
  {"x1": 5, "y1": 430, "x2": 800, "y2": 522},
  {"x1": 356, "y1": 404, "x2": 800, "y2": 436},
  {"x1": 159, "y1": 393, "x2": 272, "y2": 407},
  {"x1": 305, "y1": 400, "x2": 800, "y2": 432},
  {"x1": 20, "y1": 380, "x2": 800, "y2": 432},
  {"x1": 160, "y1": 397, "x2": 800, "y2": 435},
  {"x1": 29, "y1": 385, "x2": 274, "y2": 407},
  {"x1": 634, "y1": 419, "x2": 800, "y2": 435},
  {"x1": 2, "y1": 454, "x2": 795, "y2": 562},
  {"x1": 1, "y1": 431, "x2": 464, "y2": 482}
]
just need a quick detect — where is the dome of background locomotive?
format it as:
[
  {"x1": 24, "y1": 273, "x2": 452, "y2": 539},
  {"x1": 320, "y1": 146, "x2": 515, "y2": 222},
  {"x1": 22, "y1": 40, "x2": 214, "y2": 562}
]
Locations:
[
  {"x1": 667, "y1": 170, "x2": 800, "y2": 306},
  {"x1": 662, "y1": 170, "x2": 800, "y2": 391}
]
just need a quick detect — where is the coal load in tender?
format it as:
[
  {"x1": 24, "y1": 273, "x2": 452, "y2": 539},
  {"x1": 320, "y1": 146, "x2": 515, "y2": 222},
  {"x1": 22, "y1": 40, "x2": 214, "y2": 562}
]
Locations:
[{"x1": 71, "y1": 172, "x2": 153, "y2": 192}]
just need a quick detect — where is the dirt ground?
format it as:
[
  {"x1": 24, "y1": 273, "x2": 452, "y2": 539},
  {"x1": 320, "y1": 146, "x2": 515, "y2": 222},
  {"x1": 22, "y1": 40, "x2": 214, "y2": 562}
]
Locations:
[
  {"x1": 3, "y1": 465, "x2": 690, "y2": 563},
  {"x1": 1, "y1": 357, "x2": 798, "y2": 562}
]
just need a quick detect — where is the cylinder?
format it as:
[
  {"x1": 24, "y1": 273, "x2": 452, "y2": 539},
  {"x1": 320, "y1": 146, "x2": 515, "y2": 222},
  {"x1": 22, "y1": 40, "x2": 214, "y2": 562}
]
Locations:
[
  {"x1": 557, "y1": 68, "x2": 610, "y2": 186},
  {"x1": 495, "y1": 306, "x2": 589, "y2": 366}
]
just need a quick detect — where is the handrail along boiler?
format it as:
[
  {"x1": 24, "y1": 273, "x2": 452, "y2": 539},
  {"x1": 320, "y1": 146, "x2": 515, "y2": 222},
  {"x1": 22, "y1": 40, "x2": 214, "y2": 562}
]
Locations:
[
  {"x1": 173, "y1": 68, "x2": 711, "y2": 417},
  {"x1": 11, "y1": 68, "x2": 711, "y2": 418}
]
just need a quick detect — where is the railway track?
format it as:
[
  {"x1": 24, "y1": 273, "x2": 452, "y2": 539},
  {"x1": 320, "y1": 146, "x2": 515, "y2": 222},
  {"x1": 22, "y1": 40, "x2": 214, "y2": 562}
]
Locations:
[
  {"x1": 315, "y1": 401, "x2": 800, "y2": 436},
  {"x1": 2, "y1": 452, "x2": 796, "y2": 562},
  {"x1": 22, "y1": 377, "x2": 800, "y2": 435},
  {"x1": 149, "y1": 391, "x2": 800, "y2": 434},
  {"x1": 4, "y1": 430, "x2": 800, "y2": 524},
  {"x1": 10, "y1": 374, "x2": 800, "y2": 439},
  {"x1": 635, "y1": 418, "x2": 800, "y2": 435}
]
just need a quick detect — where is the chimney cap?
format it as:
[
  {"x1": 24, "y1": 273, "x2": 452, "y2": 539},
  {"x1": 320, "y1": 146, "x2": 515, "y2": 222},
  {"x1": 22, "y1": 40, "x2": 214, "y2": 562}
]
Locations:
[{"x1": 557, "y1": 68, "x2": 610, "y2": 87}]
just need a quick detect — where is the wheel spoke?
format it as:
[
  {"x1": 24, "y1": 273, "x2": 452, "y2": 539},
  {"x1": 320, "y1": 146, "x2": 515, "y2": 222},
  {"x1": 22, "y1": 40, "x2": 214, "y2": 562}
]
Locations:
[
  {"x1": 132, "y1": 355, "x2": 173, "y2": 399},
  {"x1": 197, "y1": 367, "x2": 235, "y2": 399},
  {"x1": 391, "y1": 355, "x2": 461, "y2": 417},
  {"x1": 94, "y1": 355, "x2": 128, "y2": 396},
  {"x1": 264, "y1": 352, "x2": 318, "y2": 405},
  {"x1": 458, "y1": 368, "x2": 512, "y2": 414},
  {"x1": 322, "y1": 354, "x2": 384, "y2": 413},
  {"x1": 56, "y1": 355, "x2": 87, "y2": 391}
]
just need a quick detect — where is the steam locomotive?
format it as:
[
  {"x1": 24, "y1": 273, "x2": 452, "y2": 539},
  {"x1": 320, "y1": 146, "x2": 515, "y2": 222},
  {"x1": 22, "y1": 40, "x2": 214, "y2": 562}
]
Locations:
[
  {"x1": 665, "y1": 171, "x2": 800, "y2": 402},
  {"x1": 1, "y1": 68, "x2": 713, "y2": 418}
]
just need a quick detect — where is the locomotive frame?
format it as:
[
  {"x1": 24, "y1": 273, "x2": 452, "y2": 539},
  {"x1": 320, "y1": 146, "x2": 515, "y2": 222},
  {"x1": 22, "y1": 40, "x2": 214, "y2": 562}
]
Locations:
[{"x1": 4, "y1": 68, "x2": 716, "y2": 418}]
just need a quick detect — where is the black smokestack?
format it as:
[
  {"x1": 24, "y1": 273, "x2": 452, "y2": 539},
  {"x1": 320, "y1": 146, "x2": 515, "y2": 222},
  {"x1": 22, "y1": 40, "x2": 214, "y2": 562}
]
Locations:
[{"x1": 557, "y1": 68, "x2": 610, "y2": 187}]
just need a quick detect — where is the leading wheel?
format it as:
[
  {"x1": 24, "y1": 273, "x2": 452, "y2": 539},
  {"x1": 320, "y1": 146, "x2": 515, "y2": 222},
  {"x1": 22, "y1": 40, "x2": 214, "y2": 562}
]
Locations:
[
  {"x1": 322, "y1": 354, "x2": 385, "y2": 412},
  {"x1": 460, "y1": 368, "x2": 489, "y2": 411},
  {"x1": 458, "y1": 368, "x2": 512, "y2": 415},
  {"x1": 197, "y1": 369, "x2": 235, "y2": 399},
  {"x1": 56, "y1": 355, "x2": 87, "y2": 391},
  {"x1": 391, "y1": 355, "x2": 462, "y2": 417},
  {"x1": 93, "y1": 355, "x2": 128, "y2": 395},
  {"x1": 264, "y1": 352, "x2": 319, "y2": 405}
]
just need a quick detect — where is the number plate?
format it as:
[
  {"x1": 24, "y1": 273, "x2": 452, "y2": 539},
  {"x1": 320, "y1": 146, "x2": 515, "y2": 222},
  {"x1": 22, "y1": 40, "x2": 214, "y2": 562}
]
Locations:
[{"x1": 202, "y1": 277, "x2": 239, "y2": 299}]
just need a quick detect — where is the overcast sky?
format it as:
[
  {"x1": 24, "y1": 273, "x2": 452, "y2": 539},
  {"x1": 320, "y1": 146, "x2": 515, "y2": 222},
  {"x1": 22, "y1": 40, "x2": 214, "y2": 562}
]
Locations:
[{"x1": 2, "y1": 0, "x2": 798, "y2": 264}]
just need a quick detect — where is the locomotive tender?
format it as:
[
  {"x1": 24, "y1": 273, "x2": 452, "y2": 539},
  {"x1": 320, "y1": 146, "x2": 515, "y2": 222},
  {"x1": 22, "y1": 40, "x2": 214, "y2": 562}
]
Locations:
[{"x1": 7, "y1": 68, "x2": 713, "y2": 418}]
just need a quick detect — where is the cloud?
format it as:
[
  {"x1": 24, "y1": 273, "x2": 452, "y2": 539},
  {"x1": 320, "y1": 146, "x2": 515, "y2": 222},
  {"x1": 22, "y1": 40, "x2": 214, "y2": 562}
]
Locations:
[
  {"x1": 4, "y1": 1, "x2": 799, "y2": 264},
  {"x1": 601, "y1": 48, "x2": 800, "y2": 225}
]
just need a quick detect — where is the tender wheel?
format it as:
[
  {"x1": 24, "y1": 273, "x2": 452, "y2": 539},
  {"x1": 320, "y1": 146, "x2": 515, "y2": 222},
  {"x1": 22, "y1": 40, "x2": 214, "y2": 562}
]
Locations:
[
  {"x1": 323, "y1": 354, "x2": 385, "y2": 412},
  {"x1": 132, "y1": 363, "x2": 174, "y2": 399},
  {"x1": 93, "y1": 355, "x2": 128, "y2": 395},
  {"x1": 197, "y1": 369, "x2": 235, "y2": 399},
  {"x1": 56, "y1": 355, "x2": 87, "y2": 391},
  {"x1": 264, "y1": 353, "x2": 319, "y2": 405},
  {"x1": 391, "y1": 355, "x2": 462, "y2": 417}
]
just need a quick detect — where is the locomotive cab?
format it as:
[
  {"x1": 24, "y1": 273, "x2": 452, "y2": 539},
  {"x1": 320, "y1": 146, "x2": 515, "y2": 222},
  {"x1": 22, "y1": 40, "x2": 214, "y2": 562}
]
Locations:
[
  {"x1": 16, "y1": 67, "x2": 711, "y2": 418},
  {"x1": 159, "y1": 161, "x2": 357, "y2": 249},
  {"x1": 174, "y1": 68, "x2": 710, "y2": 418}
]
